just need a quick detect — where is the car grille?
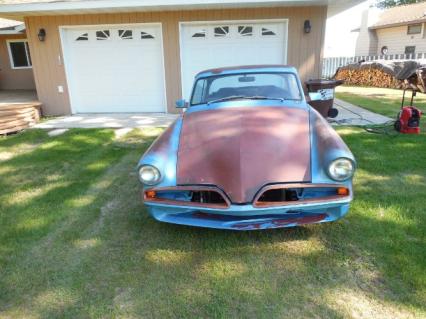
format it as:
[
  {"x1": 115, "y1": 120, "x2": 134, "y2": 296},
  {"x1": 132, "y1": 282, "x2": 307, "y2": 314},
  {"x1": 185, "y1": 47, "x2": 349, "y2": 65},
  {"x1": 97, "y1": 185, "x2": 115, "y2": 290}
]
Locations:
[
  {"x1": 143, "y1": 186, "x2": 230, "y2": 208},
  {"x1": 144, "y1": 184, "x2": 349, "y2": 209},
  {"x1": 254, "y1": 183, "x2": 350, "y2": 207}
]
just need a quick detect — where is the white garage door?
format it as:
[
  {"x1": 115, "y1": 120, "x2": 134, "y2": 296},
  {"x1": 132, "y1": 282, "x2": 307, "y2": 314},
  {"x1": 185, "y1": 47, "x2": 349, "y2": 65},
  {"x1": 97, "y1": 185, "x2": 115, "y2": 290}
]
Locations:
[
  {"x1": 61, "y1": 24, "x2": 166, "y2": 113},
  {"x1": 180, "y1": 20, "x2": 288, "y2": 99}
]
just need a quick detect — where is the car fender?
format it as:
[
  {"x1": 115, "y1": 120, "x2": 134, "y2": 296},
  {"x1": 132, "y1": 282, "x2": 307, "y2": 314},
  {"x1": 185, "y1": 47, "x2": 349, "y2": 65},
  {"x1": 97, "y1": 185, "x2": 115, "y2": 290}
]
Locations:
[
  {"x1": 309, "y1": 108, "x2": 356, "y2": 184},
  {"x1": 137, "y1": 117, "x2": 183, "y2": 188}
]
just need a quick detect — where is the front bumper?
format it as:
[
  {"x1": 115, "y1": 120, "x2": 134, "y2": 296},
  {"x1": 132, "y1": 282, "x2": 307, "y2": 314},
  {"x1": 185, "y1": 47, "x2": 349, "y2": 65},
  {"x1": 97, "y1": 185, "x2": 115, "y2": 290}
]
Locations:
[{"x1": 144, "y1": 199, "x2": 351, "y2": 230}]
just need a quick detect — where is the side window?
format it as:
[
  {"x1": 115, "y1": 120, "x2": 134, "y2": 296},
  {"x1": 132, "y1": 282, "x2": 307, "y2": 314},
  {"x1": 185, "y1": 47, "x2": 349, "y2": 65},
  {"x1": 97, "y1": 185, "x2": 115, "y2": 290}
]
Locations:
[
  {"x1": 284, "y1": 75, "x2": 302, "y2": 100},
  {"x1": 405, "y1": 46, "x2": 416, "y2": 55},
  {"x1": 407, "y1": 24, "x2": 422, "y2": 35},
  {"x1": 191, "y1": 79, "x2": 207, "y2": 105},
  {"x1": 7, "y1": 40, "x2": 32, "y2": 69}
]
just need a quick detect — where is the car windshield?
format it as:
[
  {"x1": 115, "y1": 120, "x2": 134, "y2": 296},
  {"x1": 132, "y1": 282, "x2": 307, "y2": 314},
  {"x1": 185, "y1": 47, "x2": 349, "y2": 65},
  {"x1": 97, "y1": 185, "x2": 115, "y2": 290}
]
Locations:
[{"x1": 190, "y1": 72, "x2": 302, "y2": 106}]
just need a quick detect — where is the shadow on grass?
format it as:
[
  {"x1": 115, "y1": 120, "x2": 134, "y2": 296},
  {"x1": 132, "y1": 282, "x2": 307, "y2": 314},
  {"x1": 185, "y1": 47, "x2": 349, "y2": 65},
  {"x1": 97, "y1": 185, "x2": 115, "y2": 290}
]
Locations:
[
  {"x1": 0, "y1": 127, "x2": 425, "y2": 318},
  {"x1": 0, "y1": 129, "x2": 158, "y2": 310}
]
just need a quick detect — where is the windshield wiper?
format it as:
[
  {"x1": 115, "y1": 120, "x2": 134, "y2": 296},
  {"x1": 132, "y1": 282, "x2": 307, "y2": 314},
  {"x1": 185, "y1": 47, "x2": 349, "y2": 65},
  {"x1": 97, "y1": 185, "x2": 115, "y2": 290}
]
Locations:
[
  {"x1": 244, "y1": 96, "x2": 285, "y2": 102},
  {"x1": 207, "y1": 95, "x2": 286, "y2": 105},
  {"x1": 207, "y1": 95, "x2": 246, "y2": 105}
]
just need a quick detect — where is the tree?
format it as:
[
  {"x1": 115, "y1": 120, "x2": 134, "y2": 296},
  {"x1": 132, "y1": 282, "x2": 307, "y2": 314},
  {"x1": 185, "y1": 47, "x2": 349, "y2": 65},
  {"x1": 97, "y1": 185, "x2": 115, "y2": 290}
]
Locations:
[{"x1": 376, "y1": 0, "x2": 425, "y2": 8}]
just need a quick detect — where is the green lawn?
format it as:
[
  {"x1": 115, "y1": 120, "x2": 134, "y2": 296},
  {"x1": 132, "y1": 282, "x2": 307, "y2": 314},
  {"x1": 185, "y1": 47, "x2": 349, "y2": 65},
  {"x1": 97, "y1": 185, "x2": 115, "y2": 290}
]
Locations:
[
  {"x1": 0, "y1": 127, "x2": 425, "y2": 318},
  {"x1": 335, "y1": 86, "x2": 426, "y2": 131}
]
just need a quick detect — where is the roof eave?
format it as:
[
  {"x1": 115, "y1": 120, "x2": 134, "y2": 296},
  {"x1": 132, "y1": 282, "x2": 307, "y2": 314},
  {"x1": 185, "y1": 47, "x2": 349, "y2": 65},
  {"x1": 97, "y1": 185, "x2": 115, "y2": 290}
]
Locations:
[
  {"x1": 0, "y1": 23, "x2": 25, "y2": 35},
  {"x1": 369, "y1": 18, "x2": 426, "y2": 30},
  {"x1": 0, "y1": 30, "x2": 24, "y2": 35},
  {"x1": 0, "y1": 0, "x2": 317, "y2": 14},
  {"x1": 0, "y1": 0, "x2": 365, "y2": 19}
]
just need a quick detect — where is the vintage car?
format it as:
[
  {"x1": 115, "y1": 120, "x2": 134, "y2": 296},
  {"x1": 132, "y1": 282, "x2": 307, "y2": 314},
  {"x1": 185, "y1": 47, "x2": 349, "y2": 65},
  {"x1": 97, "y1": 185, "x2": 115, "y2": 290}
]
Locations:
[{"x1": 137, "y1": 65, "x2": 356, "y2": 230}]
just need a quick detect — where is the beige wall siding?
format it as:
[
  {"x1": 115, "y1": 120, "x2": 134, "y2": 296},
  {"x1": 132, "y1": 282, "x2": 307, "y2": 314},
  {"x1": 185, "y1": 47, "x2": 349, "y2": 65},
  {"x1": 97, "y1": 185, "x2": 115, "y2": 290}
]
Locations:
[
  {"x1": 0, "y1": 34, "x2": 36, "y2": 90},
  {"x1": 25, "y1": 6, "x2": 327, "y2": 115},
  {"x1": 376, "y1": 24, "x2": 426, "y2": 55}
]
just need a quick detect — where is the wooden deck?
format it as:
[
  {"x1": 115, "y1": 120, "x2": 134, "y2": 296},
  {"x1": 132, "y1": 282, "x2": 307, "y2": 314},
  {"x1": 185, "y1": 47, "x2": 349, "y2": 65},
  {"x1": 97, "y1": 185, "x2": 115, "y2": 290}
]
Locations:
[{"x1": 0, "y1": 103, "x2": 42, "y2": 135}]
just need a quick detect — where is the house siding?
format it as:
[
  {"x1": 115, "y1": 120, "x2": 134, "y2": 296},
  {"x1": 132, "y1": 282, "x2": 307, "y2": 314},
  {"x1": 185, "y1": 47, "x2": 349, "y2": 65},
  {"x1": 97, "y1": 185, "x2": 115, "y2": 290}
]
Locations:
[
  {"x1": 375, "y1": 23, "x2": 426, "y2": 55},
  {"x1": 0, "y1": 34, "x2": 36, "y2": 90},
  {"x1": 25, "y1": 6, "x2": 327, "y2": 115}
]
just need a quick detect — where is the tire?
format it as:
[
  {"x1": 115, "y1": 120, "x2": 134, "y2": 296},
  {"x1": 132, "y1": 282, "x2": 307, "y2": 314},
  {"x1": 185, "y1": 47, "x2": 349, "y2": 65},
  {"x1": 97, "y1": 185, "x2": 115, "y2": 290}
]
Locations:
[{"x1": 394, "y1": 120, "x2": 402, "y2": 132}]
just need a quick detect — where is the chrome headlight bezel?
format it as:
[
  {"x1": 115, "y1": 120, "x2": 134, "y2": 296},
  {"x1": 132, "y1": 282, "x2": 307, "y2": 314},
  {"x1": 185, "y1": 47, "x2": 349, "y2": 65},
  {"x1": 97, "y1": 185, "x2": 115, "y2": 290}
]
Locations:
[
  {"x1": 327, "y1": 158, "x2": 355, "y2": 182},
  {"x1": 138, "y1": 165, "x2": 161, "y2": 186}
]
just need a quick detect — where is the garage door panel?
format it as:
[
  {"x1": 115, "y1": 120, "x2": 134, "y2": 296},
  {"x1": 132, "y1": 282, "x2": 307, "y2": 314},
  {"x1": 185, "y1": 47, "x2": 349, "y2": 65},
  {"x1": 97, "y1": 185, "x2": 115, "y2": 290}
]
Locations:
[
  {"x1": 180, "y1": 21, "x2": 288, "y2": 100},
  {"x1": 74, "y1": 95, "x2": 161, "y2": 113},
  {"x1": 62, "y1": 24, "x2": 166, "y2": 113}
]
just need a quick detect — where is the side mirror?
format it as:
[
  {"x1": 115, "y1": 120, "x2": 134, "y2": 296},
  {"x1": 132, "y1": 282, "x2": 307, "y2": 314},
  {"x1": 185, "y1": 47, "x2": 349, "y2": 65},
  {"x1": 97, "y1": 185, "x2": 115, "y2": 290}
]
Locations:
[{"x1": 175, "y1": 99, "x2": 188, "y2": 108}]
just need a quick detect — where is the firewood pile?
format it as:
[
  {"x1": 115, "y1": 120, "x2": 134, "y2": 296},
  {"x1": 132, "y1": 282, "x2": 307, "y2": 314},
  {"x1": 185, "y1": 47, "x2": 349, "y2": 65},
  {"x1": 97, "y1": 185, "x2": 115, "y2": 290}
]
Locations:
[
  {"x1": 334, "y1": 61, "x2": 426, "y2": 92},
  {"x1": 0, "y1": 103, "x2": 42, "y2": 135}
]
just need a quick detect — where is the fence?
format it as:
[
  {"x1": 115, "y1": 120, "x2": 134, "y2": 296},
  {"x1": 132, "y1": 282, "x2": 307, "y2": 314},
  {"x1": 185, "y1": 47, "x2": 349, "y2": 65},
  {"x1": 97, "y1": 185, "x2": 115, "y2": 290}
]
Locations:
[{"x1": 322, "y1": 53, "x2": 426, "y2": 78}]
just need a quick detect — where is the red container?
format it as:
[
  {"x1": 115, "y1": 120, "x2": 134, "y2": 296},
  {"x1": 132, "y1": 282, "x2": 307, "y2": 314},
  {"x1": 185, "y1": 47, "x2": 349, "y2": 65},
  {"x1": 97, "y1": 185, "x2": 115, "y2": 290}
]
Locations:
[{"x1": 395, "y1": 106, "x2": 421, "y2": 134}]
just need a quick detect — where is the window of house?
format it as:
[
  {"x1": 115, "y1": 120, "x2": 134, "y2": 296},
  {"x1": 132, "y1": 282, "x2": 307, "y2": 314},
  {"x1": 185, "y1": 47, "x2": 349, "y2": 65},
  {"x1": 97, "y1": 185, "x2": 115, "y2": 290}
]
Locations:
[
  {"x1": 118, "y1": 30, "x2": 133, "y2": 39},
  {"x1": 261, "y1": 27, "x2": 276, "y2": 36},
  {"x1": 214, "y1": 26, "x2": 229, "y2": 37},
  {"x1": 76, "y1": 33, "x2": 89, "y2": 41},
  {"x1": 405, "y1": 46, "x2": 416, "y2": 55},
  {"x1": 7, "y1": 40, "x2": 32, "y2": 69},
  {"x1": 192, "y1": 30, "x2": 206, "y2": 38},
  {"x1": 407, "y1": 24, "x2": 422, "y2": 35},
  {"x1": 96, "y1": 30, "x2": 110, "y2": 40},
  {"x1": 238, "y1": 26, "x2": 253, "y2": 36},
  {"x1": 141, "y1": 31, "x2": 155, "y2": 39}
]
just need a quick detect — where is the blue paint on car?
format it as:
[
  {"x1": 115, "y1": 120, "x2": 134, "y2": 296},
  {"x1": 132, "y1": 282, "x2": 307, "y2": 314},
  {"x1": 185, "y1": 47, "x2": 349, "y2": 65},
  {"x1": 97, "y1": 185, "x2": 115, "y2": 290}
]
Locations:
[{"x1": 137, "y1": 65, "x2": 356, "y2": 230}]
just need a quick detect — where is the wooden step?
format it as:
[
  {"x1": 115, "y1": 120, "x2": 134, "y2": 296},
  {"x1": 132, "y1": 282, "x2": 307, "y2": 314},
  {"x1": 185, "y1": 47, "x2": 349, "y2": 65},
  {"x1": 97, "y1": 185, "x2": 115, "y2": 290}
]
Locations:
[{"x1": 0, "y1": 103, "x2": 42, "y2": 135}]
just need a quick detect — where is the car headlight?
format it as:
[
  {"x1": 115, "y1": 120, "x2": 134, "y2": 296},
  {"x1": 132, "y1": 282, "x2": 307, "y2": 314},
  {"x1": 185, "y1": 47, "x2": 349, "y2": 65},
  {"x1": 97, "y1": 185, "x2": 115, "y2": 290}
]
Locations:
[
  {"x1": 138, "y1": 165, "x2": 161, "y2": 185},
  {"x1": 327, "y1": 158, "x2": 355, "y2": 181}
]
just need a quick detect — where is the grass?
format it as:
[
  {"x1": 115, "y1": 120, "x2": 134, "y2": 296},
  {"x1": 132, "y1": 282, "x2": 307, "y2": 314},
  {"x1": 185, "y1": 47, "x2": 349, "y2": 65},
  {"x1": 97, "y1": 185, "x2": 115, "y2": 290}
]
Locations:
[
  {"x1": 335, "y1": 86, "x2": 426, "y2": 131},
  {"x1": 0, "y1": 127, "x2": 425, "y2": 318}
]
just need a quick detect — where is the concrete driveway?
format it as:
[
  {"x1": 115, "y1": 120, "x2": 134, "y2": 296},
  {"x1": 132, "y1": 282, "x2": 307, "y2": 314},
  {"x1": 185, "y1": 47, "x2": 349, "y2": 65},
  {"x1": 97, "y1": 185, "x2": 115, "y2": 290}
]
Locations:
[
  {"x1": 34, "y1": 113, "x2": 179, "y2": 129},
  {"x1": 33, "y1": 100, "x2": 391, "y2": 131},
  {"x1": 332, "y1": 99, "x2": 392, "y2": 126}
]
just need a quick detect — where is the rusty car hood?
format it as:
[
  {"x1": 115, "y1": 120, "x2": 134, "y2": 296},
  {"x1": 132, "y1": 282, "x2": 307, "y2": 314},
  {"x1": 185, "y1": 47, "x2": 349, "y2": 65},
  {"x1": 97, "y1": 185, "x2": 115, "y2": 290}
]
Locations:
[{"x1": 177, "y1": 106, "x2": 311, "y2": 203}]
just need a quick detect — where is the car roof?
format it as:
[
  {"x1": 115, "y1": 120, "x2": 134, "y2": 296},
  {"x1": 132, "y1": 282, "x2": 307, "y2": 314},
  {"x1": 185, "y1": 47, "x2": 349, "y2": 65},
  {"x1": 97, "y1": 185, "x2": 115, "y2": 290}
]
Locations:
[{"x1": 195, "y1": 65, "x2": 298, "y2": 78}]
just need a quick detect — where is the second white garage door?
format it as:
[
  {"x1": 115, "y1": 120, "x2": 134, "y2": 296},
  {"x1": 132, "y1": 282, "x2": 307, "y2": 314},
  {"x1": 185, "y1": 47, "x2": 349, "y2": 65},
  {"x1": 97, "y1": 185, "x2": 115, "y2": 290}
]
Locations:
[
  {"x1": 61, "y1": 24, "x2": 166, "y2": 113},
  {"x1": 180, "y1": 20, "x2": 288, "y2": 99}
]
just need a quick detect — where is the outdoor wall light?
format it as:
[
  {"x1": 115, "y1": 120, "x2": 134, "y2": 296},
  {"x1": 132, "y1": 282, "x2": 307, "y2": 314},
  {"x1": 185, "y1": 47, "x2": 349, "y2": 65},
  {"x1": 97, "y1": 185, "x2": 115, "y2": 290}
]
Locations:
[
  {"x1": 304, "y1": 20, "x2": 311, "y2": 34},
  {"x1": 38, "y1": 28, "x2": 46, "y2": 41}
]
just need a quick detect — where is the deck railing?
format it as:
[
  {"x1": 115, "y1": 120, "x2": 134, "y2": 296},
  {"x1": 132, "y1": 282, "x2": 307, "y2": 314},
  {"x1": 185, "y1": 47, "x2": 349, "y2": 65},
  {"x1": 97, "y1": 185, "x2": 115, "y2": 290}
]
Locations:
[{"x1": 322, "y1": 53, "x2": 426, "y2": 78}]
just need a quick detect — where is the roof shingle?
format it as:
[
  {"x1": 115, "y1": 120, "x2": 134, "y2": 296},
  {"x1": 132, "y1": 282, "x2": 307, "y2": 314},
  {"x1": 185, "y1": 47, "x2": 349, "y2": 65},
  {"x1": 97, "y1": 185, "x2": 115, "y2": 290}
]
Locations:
[
  {"x1": 371, "y1": 2, "x2": 426, "y2": 29},
  {"x1": 0, "y1": 17, "x2": 22, "y2": 28}
]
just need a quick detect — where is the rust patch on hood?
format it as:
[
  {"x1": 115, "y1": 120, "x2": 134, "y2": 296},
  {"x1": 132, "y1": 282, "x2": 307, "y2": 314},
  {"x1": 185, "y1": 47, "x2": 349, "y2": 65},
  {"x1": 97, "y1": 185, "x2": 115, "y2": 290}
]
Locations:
[{"x1": 177, "y1": 106, "x2": 311, "y2": 203}]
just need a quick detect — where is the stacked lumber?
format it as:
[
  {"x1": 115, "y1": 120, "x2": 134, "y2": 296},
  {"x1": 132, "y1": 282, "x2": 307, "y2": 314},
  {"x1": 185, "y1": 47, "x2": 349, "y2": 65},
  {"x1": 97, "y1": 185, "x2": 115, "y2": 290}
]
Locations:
[
  {"x1": 334, "y1": 67, "x2": 402, "y2": 88},
  {"x1": 415, "y1": 67, "x2": 426, "y2": 93},
  {"x1": 0, "y1": 103, "x2": 42, "y2": 135},
  {"x1": 334, "y1": 61, "x2": 426, "y2": 90}
]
